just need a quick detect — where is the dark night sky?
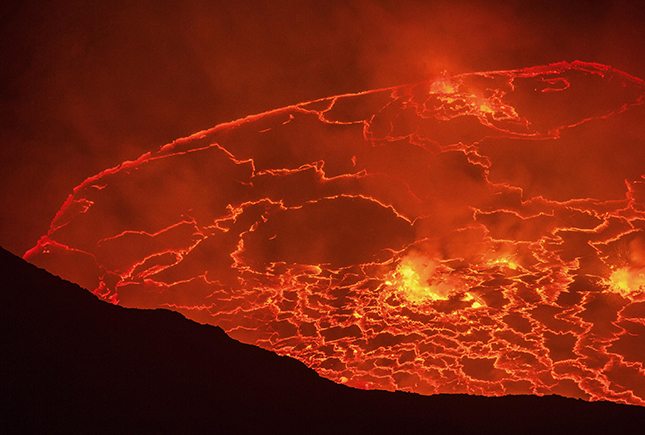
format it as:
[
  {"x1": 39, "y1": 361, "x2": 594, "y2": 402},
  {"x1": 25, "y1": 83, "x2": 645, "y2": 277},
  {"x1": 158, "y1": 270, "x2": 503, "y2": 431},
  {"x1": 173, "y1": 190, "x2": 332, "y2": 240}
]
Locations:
[{"x1": 1, "y1": 0, "x2": 644, "y2": 256}]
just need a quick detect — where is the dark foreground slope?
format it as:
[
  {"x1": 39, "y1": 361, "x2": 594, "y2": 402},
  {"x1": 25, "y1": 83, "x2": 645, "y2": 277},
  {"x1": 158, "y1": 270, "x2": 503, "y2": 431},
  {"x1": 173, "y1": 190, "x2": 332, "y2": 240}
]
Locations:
[{"x1": 2, "y1": 248, "x2": 644, "y2": 433}]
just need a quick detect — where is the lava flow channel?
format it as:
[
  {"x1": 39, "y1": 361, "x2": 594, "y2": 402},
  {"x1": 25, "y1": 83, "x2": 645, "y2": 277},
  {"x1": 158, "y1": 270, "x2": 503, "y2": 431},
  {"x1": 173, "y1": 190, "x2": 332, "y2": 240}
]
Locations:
[{"x1": 26, "y1": 61, "x2": 645, "y2": 405}]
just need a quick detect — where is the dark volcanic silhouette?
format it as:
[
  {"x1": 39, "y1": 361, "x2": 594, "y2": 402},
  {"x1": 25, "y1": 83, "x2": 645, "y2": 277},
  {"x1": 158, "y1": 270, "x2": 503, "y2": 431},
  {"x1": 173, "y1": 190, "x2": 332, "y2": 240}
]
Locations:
[{"x1": 3, "y1": 247, "x2": 644, "y2": 433}]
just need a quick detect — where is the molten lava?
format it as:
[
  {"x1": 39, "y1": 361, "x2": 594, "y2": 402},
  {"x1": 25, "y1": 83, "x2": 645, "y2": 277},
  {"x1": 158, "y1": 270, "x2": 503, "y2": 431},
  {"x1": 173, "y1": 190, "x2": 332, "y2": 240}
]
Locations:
[{"x1": 26, "y1": 61, "x2": 645, "y2": 406}]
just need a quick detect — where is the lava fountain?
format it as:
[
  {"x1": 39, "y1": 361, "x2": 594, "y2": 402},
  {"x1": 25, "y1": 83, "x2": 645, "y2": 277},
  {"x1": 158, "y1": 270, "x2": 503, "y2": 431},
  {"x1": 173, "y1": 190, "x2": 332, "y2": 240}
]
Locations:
[{"x1": 26, "y1": 61, "x2": 645, "y2": 405}]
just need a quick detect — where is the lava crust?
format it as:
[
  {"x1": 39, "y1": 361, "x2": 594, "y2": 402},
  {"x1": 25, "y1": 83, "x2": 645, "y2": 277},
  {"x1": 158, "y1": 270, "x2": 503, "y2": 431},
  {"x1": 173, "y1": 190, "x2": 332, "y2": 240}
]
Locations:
[{"x1": 26, "y1": 61, "x2": 645, "y2": 406}]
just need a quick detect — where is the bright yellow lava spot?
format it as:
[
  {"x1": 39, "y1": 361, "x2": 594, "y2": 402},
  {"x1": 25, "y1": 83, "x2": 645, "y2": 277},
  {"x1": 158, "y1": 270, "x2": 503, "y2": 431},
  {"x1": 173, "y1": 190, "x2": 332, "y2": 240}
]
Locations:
[
  {"x1": 608, "y1": 268, "x2": 645, "y2": 296},
  {"x1": 352, "y1": 312, "x2": 363, "y2": 319},
  {"x1": 489, "y1": 257, "x2": 519, "y2": 270},
  {"x1": 462, "y1": 292, "x2": 484, "y2": 308},
  {"x1": 390, "y1": 257, "x2": 450, "y2": 303},
  {"x1": 430, "y1": 80, "x2": 457, "y2": 94},
  {"x1": 479, "y1": 102, "x2": 495, "y2": 114}
]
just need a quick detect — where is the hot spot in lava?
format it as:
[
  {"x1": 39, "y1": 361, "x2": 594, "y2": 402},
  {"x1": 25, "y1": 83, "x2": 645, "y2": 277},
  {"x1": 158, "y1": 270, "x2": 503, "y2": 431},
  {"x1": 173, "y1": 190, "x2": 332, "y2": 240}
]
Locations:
[{"x1": 26, "y1": 61, "x2": 645, "y2": 406}]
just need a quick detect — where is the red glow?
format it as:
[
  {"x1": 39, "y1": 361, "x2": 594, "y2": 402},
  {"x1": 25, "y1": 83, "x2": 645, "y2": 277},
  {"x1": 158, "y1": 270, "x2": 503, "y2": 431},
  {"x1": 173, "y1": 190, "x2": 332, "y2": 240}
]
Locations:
[{"x1": 26, "y1": 61, "x2": 645, "y2": 405}]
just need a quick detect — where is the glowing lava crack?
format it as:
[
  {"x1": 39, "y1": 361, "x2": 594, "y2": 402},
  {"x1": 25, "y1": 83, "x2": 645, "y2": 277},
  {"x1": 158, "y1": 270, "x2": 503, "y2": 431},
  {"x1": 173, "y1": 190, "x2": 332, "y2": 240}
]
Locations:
[{"x1": 26, "y1": 61, "x2": 645, "y2": 406}]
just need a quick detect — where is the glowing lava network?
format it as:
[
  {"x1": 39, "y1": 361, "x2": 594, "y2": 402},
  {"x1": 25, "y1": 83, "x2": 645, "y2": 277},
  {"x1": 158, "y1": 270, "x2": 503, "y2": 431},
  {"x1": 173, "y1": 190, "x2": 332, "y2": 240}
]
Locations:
[{"x1": 26, "y1": 61, "x2": 645, "y2": 406}]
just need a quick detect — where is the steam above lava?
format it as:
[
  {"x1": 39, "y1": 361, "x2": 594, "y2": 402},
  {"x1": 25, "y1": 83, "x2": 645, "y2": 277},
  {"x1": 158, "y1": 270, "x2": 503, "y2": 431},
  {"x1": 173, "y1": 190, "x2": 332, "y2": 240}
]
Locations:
[{"x1": 26, "y1": 61, "x2": 645, "y2": 406}]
